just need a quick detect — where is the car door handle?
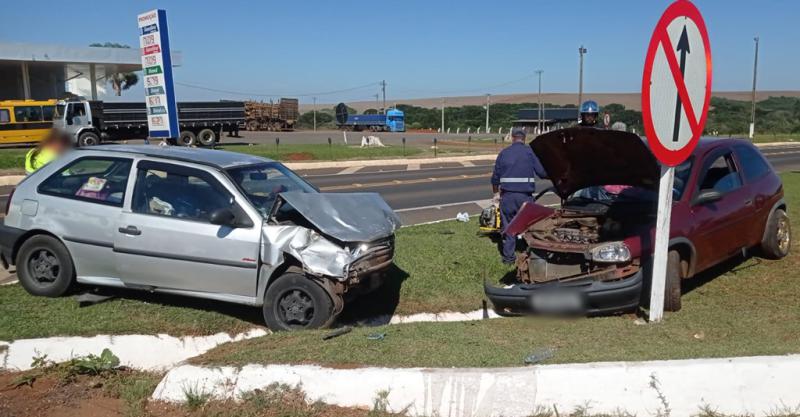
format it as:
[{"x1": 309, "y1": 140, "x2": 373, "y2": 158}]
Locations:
[
  {"x1": 744, "y1": 199, "x2": 753, "y2": 206},
  {"x1": 118, "y1": 226, "x2": 141, "y2": 236}
]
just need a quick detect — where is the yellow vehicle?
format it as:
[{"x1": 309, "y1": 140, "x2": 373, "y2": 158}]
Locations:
[{"x1": 0, "y1": 99, "x2": 57, "y2": 144}]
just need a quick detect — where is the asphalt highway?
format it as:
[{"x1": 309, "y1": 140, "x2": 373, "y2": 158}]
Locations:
[
  {"x1": 1, "y1": 143, "x2": 800, "y2": 226},
  {"x1": 295, "y1": 143, "x2": 800, "y2": 225}
]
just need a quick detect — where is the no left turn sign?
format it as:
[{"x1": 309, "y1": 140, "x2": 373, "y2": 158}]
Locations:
[{"x1": 642, "y1": 0, "x2": 712, "y2": 166}]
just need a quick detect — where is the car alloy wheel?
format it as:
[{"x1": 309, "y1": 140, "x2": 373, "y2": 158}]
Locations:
[
  {"x1": 28, "y1": 249, "x2": 60, "y2": 284},
  {"x1": 777, "y1": 215, "x2": 791, "y2": 254},
  {"x1": 277, "y1": 289, "x2": 315, "y2": 326}
]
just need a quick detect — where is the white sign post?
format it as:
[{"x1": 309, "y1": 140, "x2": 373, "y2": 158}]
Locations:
[
  {"x1": 641, "y1": 0, "x2": 712, "y2": 322},
  {"x1": 138, "y1": 9, "x2": 179, "y2": 140}
]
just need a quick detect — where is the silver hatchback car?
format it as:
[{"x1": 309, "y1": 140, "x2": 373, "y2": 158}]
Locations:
[{"x1": 0, "y1": 145, "x2": 400, "y2": 330}]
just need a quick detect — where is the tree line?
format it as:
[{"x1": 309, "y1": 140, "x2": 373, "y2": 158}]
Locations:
[{"x1": 295, "y1": 96, "x2": 800, "y2": 135}]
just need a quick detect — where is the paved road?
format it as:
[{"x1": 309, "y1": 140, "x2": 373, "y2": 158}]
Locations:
[
  {"x1": 219, "y1": 130, "x2": 499, "y2": 146},
  {"x1": 1, "y1": 144, "x2": 800, "y2": 225},
  {"x1": 296, "y1": 143, "x2": 800, "y2": 225}
]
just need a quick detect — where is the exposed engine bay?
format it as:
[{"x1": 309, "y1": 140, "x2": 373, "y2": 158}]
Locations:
[{"x1": 516, "y1": 196, "x2": 654, "y2": 284}]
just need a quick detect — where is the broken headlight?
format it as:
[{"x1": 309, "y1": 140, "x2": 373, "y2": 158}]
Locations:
[{"x1": 590, "y1": 242, "x2": 631, "y2": 263}]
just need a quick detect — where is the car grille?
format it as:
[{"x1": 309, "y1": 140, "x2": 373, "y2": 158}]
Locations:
[{"x1": 348, "y1": 236, "x2": 395, "y2": 278}]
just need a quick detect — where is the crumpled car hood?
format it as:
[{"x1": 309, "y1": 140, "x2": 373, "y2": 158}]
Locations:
[
  {"x1": 277, "y1": 191, "x2": 401, "y2": 242},
  {"x1": 531, "y1": 127, "x2": 660, "y2": 199}
]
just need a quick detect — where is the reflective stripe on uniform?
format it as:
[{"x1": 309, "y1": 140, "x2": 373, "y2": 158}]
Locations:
[{"x1": 499, "y1": 177, "x2": 535, "y2": 183}]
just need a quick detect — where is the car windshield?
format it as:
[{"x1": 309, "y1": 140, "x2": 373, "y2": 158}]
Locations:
[
  {"x1": 568, "y1": 185, "x2": 657, "y2": 204},
  {"x1": 226, "y1": 163, "x2": 317, "y2": 217}
]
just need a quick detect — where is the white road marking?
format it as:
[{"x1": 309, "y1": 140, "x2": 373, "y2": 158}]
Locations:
[
  {"x1": 336, "y1": 166, "x2": 362, "y2": 175},
  {"x1": 407, "y1": 163, "x2": 420, "y2": 171},
  {"x1": 394, "y1": 197, "x2": 558, "y2": 213},
  {"x1": 461, "y1": 161, "x2": 475, "y2": 167}
]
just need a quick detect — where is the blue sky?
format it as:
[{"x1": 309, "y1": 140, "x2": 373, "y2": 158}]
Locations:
[{"x1": 1, "y1": 0, "x2": 798, "y2": 103}]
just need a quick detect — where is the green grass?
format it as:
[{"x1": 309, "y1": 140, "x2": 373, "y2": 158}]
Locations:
[
  {"x1": 193, "y1": 174, "x2": 800, "y2": 368},
  {"x1": 339, "y1": 221, "x2": 512, "y2": 319},
  {"x1": 220, "y1": 143, "x2": 423, "y2": 161},
  {"x1": 0, "y1": 217, "x2": 503, "y2": 340},
  {"x1": 0, "y1": 148, "x2": 28, "y2": 171},
  {"x1": 0, "y1": 285, "x2": 262, "y2": 340}
]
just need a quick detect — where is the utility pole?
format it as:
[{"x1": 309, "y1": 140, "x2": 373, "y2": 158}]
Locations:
[
  {"x1": 535, "y1": 70, "x2": 543, "y2": 134},
  {"x1": 381, "y1": 80, "x2": 387, "y2": 114},
  {"x1": 578, "y1": 45, "x2": 587, "y2": 113},
  {"x1": 374, "y1": 93, "x2": 380, "y2": 111},
  {"x1": 441, "y1": 98, "x2": 445, "y2": 133},
  {"x1": 750, "y1": 36, "x2": 760, "y2": 139},
  {"x1": 312, "y1": 96, "x2": 317, "y2": 132},
  {"x1": 485, "y1": 94, "x2": 490, "y2": 132}
]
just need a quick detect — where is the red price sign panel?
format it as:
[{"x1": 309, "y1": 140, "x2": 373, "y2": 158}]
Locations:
[{"x1": 641, "y1": 0, "x2": 712, "y2": 166}]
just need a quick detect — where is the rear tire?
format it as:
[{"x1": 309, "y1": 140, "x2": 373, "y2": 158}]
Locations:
[
  {"x1": 78, "y1": 132, "x2": 100, "y2": 147},
  {"x1": 16, "y1": 235, "x2": 75, "y2": 297},
  {"x1": 760, "y1": 209, "x2": 791, "y2": 259},
  {"x1": 263, "y1": 273, "x2": 335, "y2": 331},
  {"x1": 664, "y1": 250, "x2": 682, "y2": 312},
  {"x1": 197, "y1": 128, "x2": 217, "y2": 147},
  {"x1": 178, "y1": 131, "x2": 197, "y2": 147}
]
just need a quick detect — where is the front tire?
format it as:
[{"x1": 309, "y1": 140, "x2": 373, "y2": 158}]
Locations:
[
  {"x1": 78, "y1": 132, "x2": 100, "y2": 147},
  {"x1": 263, "y1": 273, "x2": 335, "y2": 331},
  {"x1": 664, "y1": 250, "x2": 682, "y2": 312},
  {"x1": 16, "y1": 235, "x2": 75, "y2": 297},
  {"x1": 761, "y1": 209, "x2": 791, "y2": 259}
]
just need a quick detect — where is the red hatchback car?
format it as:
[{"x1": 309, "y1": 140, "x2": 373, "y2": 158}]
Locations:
[{"x1": 485, "y1": 127, "x2": 790, "y2": 315}]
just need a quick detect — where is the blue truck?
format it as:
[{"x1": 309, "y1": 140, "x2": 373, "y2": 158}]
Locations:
[{"x1": 337, "y1": 108, "x2": 405, "y2": 132}]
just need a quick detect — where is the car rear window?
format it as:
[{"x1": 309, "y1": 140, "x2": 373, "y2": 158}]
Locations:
[
  {"x1": 38, "y1": 157, "x2": 133, "y2": 207},
  {"x1": 735, "y1": 144, "x2": 771, "y2": 182}
]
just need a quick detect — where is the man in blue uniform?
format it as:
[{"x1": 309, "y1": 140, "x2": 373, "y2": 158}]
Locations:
[{"x1": 491, "y1": 128, "x2": 548, "y2": 264}]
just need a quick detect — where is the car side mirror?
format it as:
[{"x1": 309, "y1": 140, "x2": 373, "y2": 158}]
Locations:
[
  {"x1": 695, "y1": 190, "x2": 723, "y2": 205},
  {"x1": 209, "y1": 207, "x2": 237, "y2": 226}
]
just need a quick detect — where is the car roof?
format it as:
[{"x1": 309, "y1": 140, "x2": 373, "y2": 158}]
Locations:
[
  {"x1": 693, "y1": 136, "x2": 753, "y2": 155},
  {"x1": 85, "y1": 145, "x2": 274, "y2": 169}
]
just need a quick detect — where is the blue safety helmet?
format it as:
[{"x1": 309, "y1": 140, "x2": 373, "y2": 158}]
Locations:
[{"x1": 580, "y1": 100, "x2": 599, "y2": 114}]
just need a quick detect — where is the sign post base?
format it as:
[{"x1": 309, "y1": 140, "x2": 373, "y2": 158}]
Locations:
[{"x1": 648, "y1": 164, "x2": 675, "y2": 323}]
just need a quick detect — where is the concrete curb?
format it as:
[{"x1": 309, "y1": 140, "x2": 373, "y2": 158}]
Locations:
[
  {"x1": 0, "y1": 308, "x2": 500, "y2": 372},
  {"x1": 0, "y1": 175, "x2": 24, "y2": 186},
  {"x1": 0, "y1": 329, "x2": 268, "y2": 372},
  {"x1": 0, "y1": 142, "x2": 792, "y2": 185},
  {"x1": 282, "y1": 153, "x2": 497, "y2": 170},
  {"x1": 152, "y1": 355, "x2": 800, "y2": 417}
]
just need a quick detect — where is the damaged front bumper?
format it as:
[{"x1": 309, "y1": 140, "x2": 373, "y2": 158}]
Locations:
[{"x1": 484, "y1": 268, "x2": 643, "y2": 316}]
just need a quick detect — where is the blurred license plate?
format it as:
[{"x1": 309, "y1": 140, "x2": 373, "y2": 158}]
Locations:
[{"x1": 529, "y1": 291, "x2": 585, "y2": 314}]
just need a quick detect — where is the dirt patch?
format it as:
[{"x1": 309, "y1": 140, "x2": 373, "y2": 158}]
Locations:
[
  {"x1": 284, "y1": 152, "x2": 315, "y2": 161},
  {"x1": 0, "y1": 370, "x2": 396, "y2": 417},
  {"x1": 0, "y1": 372, "x2": 123, "y2": 417}
]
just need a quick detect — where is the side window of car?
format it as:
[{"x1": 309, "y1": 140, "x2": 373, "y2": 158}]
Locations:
[
  {"x1": 0, "y1": 109, "x2": 9, "y2": 123},
  {"x1": 735, "y1": 145, "x2": 771, "y2": 182},
  {"x1": 38, "y1": 157, "x2": 133, "y2": 206},
  {"x1": 698, "y1": 152, "x2": 742, "y2": 194},
  {"x1": 132, "y1": 162, "x2": 235, "y2": 223}
]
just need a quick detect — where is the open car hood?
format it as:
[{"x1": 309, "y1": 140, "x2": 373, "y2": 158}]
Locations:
[
  {"x1": 531, "y1": 127, "x2": 660, "y2": 198},
  {"x1": 277, "y1": 191, "x2": 401, "y2": 242}
]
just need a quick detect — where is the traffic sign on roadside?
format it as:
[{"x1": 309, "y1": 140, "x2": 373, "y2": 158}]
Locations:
[
  {"x1": 642, "y1": 0, "x2": 712, "y2": 322},
  {"x1": 642, "y1": 0, "x2": 712, "y2": 167}
]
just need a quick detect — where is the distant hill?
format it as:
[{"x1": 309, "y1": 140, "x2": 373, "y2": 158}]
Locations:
[{"x1": 301, "y1": 91, "x2": 800, "y2": 113}]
